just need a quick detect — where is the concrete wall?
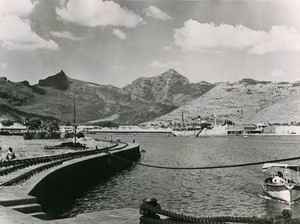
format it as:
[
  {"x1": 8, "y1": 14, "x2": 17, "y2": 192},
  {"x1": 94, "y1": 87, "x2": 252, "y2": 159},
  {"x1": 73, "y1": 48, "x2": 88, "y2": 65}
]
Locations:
[{"x1": 28, "y1": 145, "x2": 140, "y2": 219}]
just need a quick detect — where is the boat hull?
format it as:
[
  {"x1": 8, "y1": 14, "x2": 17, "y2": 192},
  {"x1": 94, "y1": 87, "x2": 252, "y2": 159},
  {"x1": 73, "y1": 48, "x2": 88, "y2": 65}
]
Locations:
[
  {"x1": 197, "y1": 125, "x2": 228, "y2": 137},
  {"x1": 263, "y1": 183, "x2": 300, "y2": 202},
  {"x1": 172, "y1": 130, "x2": 200, "y2": 137}
]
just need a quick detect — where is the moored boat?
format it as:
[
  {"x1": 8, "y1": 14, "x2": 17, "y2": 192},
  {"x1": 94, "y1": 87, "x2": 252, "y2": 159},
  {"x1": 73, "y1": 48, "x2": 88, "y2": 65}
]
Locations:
[
  {"x1": 44, "y1": 141, "x2": 86, "y2": 150},
  {"x1": 262, "y1": 163, "x2": 300, "y2": 202},
  {"x1": 171, "y1": 126, "x2": 202, "y2": 137},
  {"x1": 197, "y1": 124, "x2": 228, "y2": 137}
]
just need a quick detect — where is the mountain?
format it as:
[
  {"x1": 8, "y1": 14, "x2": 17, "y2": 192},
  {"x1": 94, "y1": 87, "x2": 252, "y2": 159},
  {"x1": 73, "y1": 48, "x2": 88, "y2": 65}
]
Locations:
[
  {"x1": 149, "y1": 78, "x2": 300, "y2": 126},
  {"x1": 38, "y1": 70, "x2": 70, "y2": 90},
  {"x1": 123, "y1": 69, "x2": 214, "y2": 106},
  {"x1": 0, "y1": 69, "x2": 214, "y2": 125},
  {"x1": 1, "y1": 70, "x2": 299, "y2": 126}
]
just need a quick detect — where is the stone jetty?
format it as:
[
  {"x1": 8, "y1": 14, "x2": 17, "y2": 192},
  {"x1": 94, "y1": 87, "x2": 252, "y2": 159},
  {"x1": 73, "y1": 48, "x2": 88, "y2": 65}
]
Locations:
[{"x1": 0, "y1": 141, "x2": 141, "y2": 223}]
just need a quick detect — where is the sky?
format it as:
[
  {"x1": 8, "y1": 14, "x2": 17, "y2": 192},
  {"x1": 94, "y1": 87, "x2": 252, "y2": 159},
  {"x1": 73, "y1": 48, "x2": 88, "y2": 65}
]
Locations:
[{"x1": 1, "y1": 0, "x2": 300, "y2": 87}]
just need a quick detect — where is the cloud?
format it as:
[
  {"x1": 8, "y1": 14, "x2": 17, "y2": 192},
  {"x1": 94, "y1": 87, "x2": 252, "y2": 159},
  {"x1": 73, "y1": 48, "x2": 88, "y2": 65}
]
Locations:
[
  {"x1": 112, "y1": 65, "x2": 125, "y2": 70},
  {"x1": 56, "y1": 0, "x2": 144, "y2": 28},
  {"x1": 51, "y1": 31, "x2": 83, "y2": 41},
  {"x1": 0, "y1": 62, "x2": 8, "y2": 70},
  {"x1": 0, "y1": 15, "x2": 59, "y2": 50},
  {"x1": 150, "y1": 60, "x2": 179, "y2": 69},
  {"x1": 0, "y1": 0, "x2": 38, "y2": 16},
  {"x1": 112, "y1": 28, "x2": 127, "y2": 40},
  {"x1": 144, "y1": 6, "x2": 172, "y2": 20},
  {"x1": 270, "y1": 69, "x2": 287, "y2": 78},
  {"x1": 174, "y1": 19, "x2": 300, "y2": 54},
  {"x1": 249, "y1": 26, "x2": 300, "y2": 54},
  {"x1": 164, "y1": 46, "x2": 172, "y2": 51},
  {"x1": 0, "y1": 0, "x2": 58, "y2": 51}
]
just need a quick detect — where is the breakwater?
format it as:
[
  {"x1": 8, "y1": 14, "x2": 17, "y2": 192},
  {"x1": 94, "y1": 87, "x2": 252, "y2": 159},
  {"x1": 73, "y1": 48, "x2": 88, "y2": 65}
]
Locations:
[
  {"x1": 0, "y1": 141, "x2": 140, "y2": 222},
  {"x1": 31, "y1": 143, "x2": 140, "y2": 219}
]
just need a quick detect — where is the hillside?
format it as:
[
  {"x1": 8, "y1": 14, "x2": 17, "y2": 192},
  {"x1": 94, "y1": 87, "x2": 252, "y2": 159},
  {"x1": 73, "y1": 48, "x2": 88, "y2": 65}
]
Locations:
[
  {"x1": 0, "y1": 69, "x2": 213, "y2": 125},
  {"x1": 1, "y1": 70, "x2": 300, "y2": 126},
  {"x1": 148, "y1": 79, "x2": 300, "y2": 126},
  {"x1": 123, "y1": 69, "x2": 214, "y2": 106}
]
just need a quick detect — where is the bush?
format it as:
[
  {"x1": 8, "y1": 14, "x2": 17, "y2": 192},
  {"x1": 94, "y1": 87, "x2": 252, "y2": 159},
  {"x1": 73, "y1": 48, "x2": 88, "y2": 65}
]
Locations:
[
  {"x1": 23, "y1": 132, "x2": 33, "y2": 140},
  {"x1": 76, "y1": 132, "x2": 85, "y2": 138},
  {"x1": 1, "y1": 120, "x2": 14, "y2": 126}
]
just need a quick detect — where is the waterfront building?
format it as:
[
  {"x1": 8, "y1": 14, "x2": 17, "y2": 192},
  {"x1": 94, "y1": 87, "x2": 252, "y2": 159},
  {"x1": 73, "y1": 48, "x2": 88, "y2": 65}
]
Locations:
[
  {"x1": 0, "y1": 123, "x2": 27, "y2": 134},
  {"x1": 275, "y1": 125, "x2": 300, "y2": 135}
]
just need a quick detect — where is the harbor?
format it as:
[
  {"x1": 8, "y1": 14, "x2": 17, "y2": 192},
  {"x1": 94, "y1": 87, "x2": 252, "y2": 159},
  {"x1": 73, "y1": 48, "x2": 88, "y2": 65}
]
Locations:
[
  {"x1": 2, "y1": 134, "x2": 300, "y2": 223},
  {"x1": 2, "y1": 122, "x2": 300, "y2": 138},
  {"x1": 66, "y1": 133, "x2": 300, "y2": 219},
  {"x1": 1, "y1": 0, "x2": 300, "y2": 223}
]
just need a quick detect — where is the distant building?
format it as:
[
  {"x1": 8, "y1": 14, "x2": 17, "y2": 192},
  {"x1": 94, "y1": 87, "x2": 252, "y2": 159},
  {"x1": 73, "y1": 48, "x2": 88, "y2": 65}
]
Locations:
[
  {"x1": 275, "y1": 125, "x2": 300, "y2": 135},
  {"x1": 59, "y1": 125, "x2": 75, "y2": 133},
  {"x1": 0, "y1": 123, "x2": 27, "y2": 134},
  {"x1": 227, "y1": 125, "x2": 244, "y2": 135},
  {"x1": 243, "y1": 124, "x2": 259, "y2": 134},
  {"x1": 59, "y1": 125, "x2": 100, "y2": 134}
]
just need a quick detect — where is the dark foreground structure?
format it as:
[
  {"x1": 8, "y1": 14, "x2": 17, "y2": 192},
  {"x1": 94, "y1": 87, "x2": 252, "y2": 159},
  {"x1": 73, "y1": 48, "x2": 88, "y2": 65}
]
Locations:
[{"x1": 0, "y1": 142, "x2": 141, "y2": 223}]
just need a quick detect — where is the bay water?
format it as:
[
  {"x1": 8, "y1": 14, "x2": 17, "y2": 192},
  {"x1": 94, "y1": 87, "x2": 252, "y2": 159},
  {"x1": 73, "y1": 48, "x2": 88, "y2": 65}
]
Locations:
[{"x1": 57, "y1": 134, "x2": 300, "y2": 219}]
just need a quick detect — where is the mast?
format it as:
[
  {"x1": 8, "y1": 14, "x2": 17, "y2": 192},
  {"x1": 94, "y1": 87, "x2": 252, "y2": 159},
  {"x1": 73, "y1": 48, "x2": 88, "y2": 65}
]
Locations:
[
  {"x1": 214, "y1": 109, "x2": 217, "y2": 126},
  {"x1": 181, "y1": 110, "x2": 184, "y2": 127},
  {"x1": 73, "y1": 98, "x2": 77, "y2": 148},
  {"x1": 214, "y1": 113, "x2": 217, "y2": 126}
]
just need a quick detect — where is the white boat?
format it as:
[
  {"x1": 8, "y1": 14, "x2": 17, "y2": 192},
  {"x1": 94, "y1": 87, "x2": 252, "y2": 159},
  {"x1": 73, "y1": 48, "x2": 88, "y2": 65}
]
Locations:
[
  {"x1": 197, "y1": 124, "x2": 228, "y2": 137},
  {"x1": 171, "y1": 126, "x2": 202, "y2": 137},
  {"x1": 262, "y1": 163, "x2": 300, "y2": 202}
]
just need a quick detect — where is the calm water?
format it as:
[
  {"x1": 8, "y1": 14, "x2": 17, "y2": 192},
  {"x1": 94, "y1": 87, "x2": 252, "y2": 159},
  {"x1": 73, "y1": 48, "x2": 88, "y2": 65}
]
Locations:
[
  {"x1": 2, "y1": 134, "x2": 300, "y2": 219},
  {"x1": 55, "y1": 134, "x2": 300, "y2": 219}
]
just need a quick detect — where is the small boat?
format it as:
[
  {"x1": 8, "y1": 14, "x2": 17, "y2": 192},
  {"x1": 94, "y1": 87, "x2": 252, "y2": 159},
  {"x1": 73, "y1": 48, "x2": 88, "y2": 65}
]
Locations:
[
  {"x1": 262, "y1": 163, "x2": 300, "y2": 202},
  {"x1": 44, "y1": 141, "x2": 86, "y2": 150}
]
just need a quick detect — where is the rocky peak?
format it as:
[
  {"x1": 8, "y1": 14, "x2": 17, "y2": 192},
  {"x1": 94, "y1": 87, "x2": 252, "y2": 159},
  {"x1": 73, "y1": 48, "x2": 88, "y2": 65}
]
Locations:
[
  {"x1": 165, "y1": 68, "x2": 180, "y2": 75},
  {"x1": 38, "y1": 70, "x2": 70, "y2": 90},
  {"x1": 160, "y1": 69, "x2": 190, "y2": 84},
  {"x1": 122, "y1": 69, "x2": 213, "y2": 107}
]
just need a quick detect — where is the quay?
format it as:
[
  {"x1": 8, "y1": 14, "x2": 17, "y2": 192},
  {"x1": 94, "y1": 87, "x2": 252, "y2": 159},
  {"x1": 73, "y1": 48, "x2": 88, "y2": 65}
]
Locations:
[
  {"x1": 0, "y1": 141, "x2": 141, "y2": 223},
  {"x1": 87, "y1": 125, "x2": 172, "y2": 134}
]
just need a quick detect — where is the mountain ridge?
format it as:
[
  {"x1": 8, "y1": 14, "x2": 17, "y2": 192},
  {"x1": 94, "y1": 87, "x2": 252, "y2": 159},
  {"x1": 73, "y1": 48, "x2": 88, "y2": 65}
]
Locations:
[
  {"x1": 0, "y1": 70, "x2": 299, "y2": 125},
  {"x1": 0, "y1": 69, "x2": 214, "y2": 124},
  {"x1": 149, "y1": 80, "x2": 300, "y2": 126}
]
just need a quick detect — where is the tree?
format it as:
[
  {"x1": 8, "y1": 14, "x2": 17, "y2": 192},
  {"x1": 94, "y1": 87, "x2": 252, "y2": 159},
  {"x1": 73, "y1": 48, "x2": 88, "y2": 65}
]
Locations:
[
  {"x1": 44, "y1": 120, "x2": 59, "y2": 132},
  {"x1": 28, "y1": 118, "x2": 42, "y2": 131},
  {"x1": 1, "y1": 120, "x2": 14, "y2": 126}
]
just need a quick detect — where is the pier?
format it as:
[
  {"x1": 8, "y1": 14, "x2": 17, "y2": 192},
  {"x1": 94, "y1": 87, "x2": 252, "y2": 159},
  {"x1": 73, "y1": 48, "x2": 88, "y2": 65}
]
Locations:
[{"x1": 0, "y1": 141, "x2": 141, "y2": 223}]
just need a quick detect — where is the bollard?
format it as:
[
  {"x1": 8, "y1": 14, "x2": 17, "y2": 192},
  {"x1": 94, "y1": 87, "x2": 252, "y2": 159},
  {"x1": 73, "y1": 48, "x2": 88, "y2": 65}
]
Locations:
[
  {"x1": 282, "y1": 209, "x2": 292, "y2": 219},
  {"x1": 140, "y1": 197, "x2": 161, "y2": 220},
  {"x1": 133, "y1": 139, "x2": 135, "y2": 143},
  {"x1": 272, "y1": 209, "x2": 293, "y2": 223}
]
